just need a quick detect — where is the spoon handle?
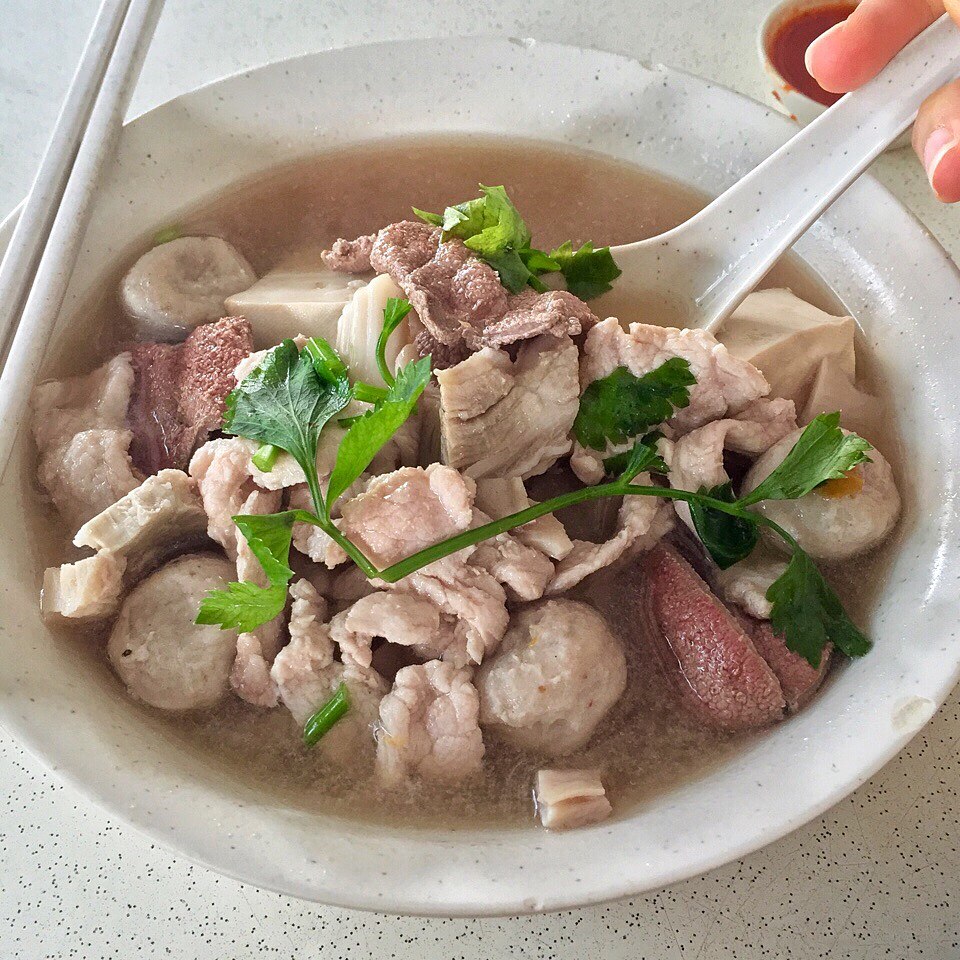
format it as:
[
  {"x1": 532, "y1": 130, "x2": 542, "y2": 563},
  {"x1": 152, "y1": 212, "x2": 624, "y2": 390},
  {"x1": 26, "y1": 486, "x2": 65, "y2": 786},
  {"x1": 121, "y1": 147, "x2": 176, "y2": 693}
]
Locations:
[{"x1": 683, "y1": 13, "x2": 960, "y2": 332}]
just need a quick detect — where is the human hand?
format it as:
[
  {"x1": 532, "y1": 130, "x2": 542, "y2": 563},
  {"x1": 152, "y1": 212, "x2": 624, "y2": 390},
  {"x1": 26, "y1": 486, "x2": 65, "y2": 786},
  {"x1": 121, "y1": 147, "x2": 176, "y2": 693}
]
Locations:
[{"x1": 805, "y1": 0, "x2": 960, "y2": 201}]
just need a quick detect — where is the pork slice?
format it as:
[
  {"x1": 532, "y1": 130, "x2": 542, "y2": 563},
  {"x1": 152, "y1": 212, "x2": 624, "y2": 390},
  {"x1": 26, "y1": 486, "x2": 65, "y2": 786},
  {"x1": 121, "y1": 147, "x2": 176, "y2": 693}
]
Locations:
[
  {"x1": 38, "y1": 428, "x2": 141, "y2": 529},
  {"x1": 376, "y1": 660, "x2": 485, "y2": 785},
  {"x1": 272, "y1": 580, "x2": 388, "y2": 766},
  {"x1": 714, "y1": 546, "x2": 788, "y2": 620},
  {"x1": 547, "y1": 488, "x2": 674, "y2": 595},
  {"x1": 469, "y1": 509, "x2": 554, "y2": 602},
  {"x1": 742, "y1": 616, "x2": 832, "y2": 712},
  {"x1": 637, "y1": 543, "x2": 785, "y2": 730},
  {"x1": 32, "y1": 352, "x2": 134, "y2": 454},
  {"x1": 473, "y1": 289, "x2": 598, "y2": 350},
  {"x1": 127, "y1": 317, "x2": 254, "y2": 473},
  {"x1": 437, "y1": 334, "x2": 580, "y2": 480},
  {"x1": 535, "y1": 769, "x2": 612, "y2": 831},
  {"x1": 322, "y1": 234, "x2": 375, "y2": 273},
  {"x1": 329, "y1": 591, "x2": 455, "y2": 669},
  {"x1": 383, "y1": 552, "x2": 509, "y2": 667},
  {"x1": 581, "y1": 317, "x2": 769, "y2": 429},
  {"x1": 473, "y1": 477, "x2": 574, "y2": 561},
  {"x1": 369, "y1": 220, "x2": 442, "y2": 276},
  {"x1": 338, "y1": 464, "x2": 475, "y2": 568}
]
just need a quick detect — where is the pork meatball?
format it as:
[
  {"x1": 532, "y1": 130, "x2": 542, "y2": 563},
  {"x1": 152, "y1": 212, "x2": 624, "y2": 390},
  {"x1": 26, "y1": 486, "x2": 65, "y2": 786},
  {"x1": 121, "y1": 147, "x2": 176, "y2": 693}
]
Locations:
[
  {"x1": 107, "y1": 553, "x2": 238, "y2": 710},
  {"x1": 475, "y1": 599, "x2": 627, "y2": 757},
  {"x1": 742, "y1": 428, "x2": 901, "y2": 561}
]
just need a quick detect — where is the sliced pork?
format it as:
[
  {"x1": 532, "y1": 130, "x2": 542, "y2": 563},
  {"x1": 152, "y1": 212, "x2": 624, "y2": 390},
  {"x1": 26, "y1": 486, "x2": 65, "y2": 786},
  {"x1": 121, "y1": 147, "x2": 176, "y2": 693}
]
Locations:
[
  {"x1": 271, "y1": 580, "x2": 387, "y2": 765},
  {"x1": 31, "y1": 353, "x2": 141, "y2": 527},
  {"x1": 477, "y1": 600, "x2": 627, "y2": 756},
  {"x1": 571, "y1": 318, "x2": 771, "y2": 483},
  {"x1": 376, "y1": 660, "x2": 485, "y2": 784},
  {"x1": 437, "y1": 334, "x2": 579, "y2": 479}
]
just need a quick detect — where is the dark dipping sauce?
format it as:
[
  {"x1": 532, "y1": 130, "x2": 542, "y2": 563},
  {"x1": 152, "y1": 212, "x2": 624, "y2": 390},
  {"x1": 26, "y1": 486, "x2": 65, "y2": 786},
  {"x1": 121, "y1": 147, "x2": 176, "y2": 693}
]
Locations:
[{"x1": 767, "y1": 2, "x2": 857, "y2": 106}]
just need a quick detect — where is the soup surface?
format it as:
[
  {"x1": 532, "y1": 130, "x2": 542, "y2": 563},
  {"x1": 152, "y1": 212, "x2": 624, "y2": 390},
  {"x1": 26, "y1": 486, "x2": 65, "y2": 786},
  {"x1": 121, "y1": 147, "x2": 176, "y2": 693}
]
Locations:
[{"x1": 37, "y1": 136, "x2": 898, "y2": 828}]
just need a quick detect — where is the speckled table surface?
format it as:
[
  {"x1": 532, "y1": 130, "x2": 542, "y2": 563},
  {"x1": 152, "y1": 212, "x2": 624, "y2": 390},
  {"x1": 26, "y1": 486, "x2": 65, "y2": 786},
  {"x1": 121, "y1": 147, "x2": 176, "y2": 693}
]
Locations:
[{"x1": 1, "y1": 1, "x2": 958, "y2": 956}]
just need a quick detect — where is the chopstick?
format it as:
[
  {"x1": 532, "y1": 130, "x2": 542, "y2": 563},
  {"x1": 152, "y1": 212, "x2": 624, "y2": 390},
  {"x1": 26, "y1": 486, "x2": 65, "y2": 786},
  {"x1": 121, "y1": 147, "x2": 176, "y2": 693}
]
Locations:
[
  {"x1": 0, "y1": 0, "x2": 165, "y2": 476},
  {"x1": 0, "y1": 0, "x2": 130, "y2": 357}
]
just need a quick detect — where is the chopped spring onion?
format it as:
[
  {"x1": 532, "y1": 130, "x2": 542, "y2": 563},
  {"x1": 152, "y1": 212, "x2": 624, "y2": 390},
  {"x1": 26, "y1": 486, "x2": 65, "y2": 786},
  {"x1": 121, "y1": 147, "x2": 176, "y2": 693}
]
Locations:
[
  {"x1": 251, "y1": 443, "x2": 280, "y2": 473},
  {"x1": 303, "y1": 682, "x2": 351, "y2": 746}
]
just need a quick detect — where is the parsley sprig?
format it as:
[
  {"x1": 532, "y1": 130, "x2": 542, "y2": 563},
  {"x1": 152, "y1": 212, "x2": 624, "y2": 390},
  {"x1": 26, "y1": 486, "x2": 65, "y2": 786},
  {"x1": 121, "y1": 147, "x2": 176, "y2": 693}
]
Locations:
[{"x1": 414, "y1": 184, "x2": 621, "y2": 298}]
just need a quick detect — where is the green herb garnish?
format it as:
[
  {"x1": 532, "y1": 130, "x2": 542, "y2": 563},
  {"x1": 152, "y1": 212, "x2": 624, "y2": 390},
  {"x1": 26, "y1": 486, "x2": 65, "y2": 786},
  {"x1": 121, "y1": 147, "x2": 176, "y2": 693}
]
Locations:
[
  {"x1": 548, "y1": 241, "x2": 622, "y2": 300},
  {"x1": 574, "y1": 358, "x2": 697, "y2": 452},
  {"x1": 688, "y1": 481, "x2": 760, "y2": 570},
  {"x1": 376, "y1": 297, "x2": 413, "y2": 387},
  {"x1": 602, "y1": 433, "x2": 668, "y2": 481},
  {"x1": 251, "y1": 443, "x2": 280, "y2": 473},
  {"x1": 152, "y1": 225, "x2": 182, "y2": 246},
  {"x1": 303, "y1": 682, "x2": 351, "y2": 746},
  {"x1": 414, "y1": 185, "x2": 619, "y2": 299}
]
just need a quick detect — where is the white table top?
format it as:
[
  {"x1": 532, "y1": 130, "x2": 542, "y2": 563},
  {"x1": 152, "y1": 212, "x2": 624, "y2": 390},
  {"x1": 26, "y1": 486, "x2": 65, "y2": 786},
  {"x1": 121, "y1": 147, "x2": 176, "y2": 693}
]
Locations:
[{"x1": 1, "y1": 1, "x2": 958, "y2": 955}]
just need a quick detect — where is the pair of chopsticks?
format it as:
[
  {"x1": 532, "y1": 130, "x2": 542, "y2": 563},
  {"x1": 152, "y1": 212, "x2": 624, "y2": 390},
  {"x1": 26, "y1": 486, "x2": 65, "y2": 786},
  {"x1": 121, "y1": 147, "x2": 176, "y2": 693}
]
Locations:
[{"x1": 0, "y1": 0, "x2": 164, "y2": 475}]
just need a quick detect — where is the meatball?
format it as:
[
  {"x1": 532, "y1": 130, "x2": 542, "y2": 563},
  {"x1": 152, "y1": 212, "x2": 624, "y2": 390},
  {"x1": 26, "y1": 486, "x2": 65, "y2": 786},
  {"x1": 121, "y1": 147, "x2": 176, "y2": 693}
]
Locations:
[
  {"x1": 475, "y1": 599, "x2": 627, "y2": 757},
  {"x1": 107, "y1": 553, "x2": 238, "y2": 710},
  {"x1": 742, "y1": 428, "x2": 901, "y2": 561}
]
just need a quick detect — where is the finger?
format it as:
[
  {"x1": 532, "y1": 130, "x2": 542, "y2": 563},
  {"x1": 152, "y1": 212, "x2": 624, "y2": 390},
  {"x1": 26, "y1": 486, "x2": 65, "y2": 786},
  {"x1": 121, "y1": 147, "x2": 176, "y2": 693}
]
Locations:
[
  {"x1": 913, "y1": 78, "x2": 960, "y2": 202},
  {"x1": 805, "y1": 0, "x2": 943, "y2": 93}
]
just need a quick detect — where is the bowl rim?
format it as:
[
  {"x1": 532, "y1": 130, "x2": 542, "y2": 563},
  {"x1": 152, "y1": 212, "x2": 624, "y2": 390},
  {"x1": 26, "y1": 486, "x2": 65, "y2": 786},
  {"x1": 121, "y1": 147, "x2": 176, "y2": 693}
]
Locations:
[{"x1": 1, "y1": 35, "x2": 958, "y2": 917}]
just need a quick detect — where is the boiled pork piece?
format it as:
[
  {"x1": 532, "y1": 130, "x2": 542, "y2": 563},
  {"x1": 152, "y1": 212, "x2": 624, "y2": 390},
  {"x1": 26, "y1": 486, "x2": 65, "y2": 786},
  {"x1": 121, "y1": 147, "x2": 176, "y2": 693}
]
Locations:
[
  {"x1": 338, "y1": 464, "x2": 475, "y2": 568},
  {"x1": 106, "y1": 553, "x2": 239, "y2": 710},
  {"x1": 470, "y1": 523, "x2": 555, "y2": 602},
  {"x1": 714, "y1": 544, "x2": 788, "y2": 621},
  {"x1": 473, "y1": 477, "x2": 574, "y2": 561},
  {"x1": 327, "y1": 221, "x2": 597, "y2": 354},
  {"x1": 437, "y1": 334, "x2": 580, "y2": 480},
  {"x1": 535, "y1": 769, "x2": 612, "y2": 831},
  {"x1": 664, "y1": 397, "x2": 797, "y2": 532},
  {"x1": 127, "y1": 316, "x2": 254, "y2": 474},
  {"x1": 271, "y1": 579, "x2": 387, "y2": 766},
  {"x1": 329, "y1": 591, "x2": 456, "y2": 670},
  {"x1": 376, "y1": 660, "x2": 485, "y2": 785},
  {"x1": 188, "y1": 437, "x2": 284, "y2": 707},
  {"x1": 72, "y1": 468, "x2": 208, "y2": 580},
  {"x1": 571, "y1": 318, "x2": 771, "y2": 484},
  {"x1": 636, "y1": 543, "x2": 786, "y2": 730},
  {"x1": 31, "y1": 353, "x2": 141, "y2": 528},
  {"x1": 476, "y1": 600, "x2": 627, "y2": 756},
  {"x1": 38, "y1": 429, "x2": 141, "y2": 530},
  {"x1": 547, "y1": 489, "x2": 674, "y2": 595},
  {"x1": 41, "y1": 554, "x2": 126, "y2": 621}
]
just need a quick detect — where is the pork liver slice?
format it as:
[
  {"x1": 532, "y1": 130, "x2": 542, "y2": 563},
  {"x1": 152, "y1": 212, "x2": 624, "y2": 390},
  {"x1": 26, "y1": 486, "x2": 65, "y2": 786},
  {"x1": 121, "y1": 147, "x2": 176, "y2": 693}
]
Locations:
[{"x1": 638, "y1": 543, "x2": 786, "y2": 730}]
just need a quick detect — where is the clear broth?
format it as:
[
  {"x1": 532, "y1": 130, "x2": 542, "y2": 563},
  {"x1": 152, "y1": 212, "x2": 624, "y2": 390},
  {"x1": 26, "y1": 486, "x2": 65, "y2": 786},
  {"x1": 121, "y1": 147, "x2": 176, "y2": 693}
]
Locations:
[{"x1": 36, "y1": 136, "x2": 899, "y2": 828}]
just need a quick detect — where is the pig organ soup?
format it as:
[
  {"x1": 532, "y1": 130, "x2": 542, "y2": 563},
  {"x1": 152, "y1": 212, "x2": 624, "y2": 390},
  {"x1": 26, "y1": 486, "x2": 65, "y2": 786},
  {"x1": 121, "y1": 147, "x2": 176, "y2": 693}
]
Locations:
[{"x1": 33, "y1": 138, "x2": 899, "y2": 829}]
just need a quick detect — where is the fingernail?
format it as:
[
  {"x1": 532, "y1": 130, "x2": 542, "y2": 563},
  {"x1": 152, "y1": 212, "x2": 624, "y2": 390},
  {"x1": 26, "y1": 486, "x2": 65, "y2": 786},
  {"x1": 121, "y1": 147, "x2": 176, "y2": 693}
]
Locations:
[
  {"x1": 923, "y1": 127, "x2": 960, "y2": 194},
  {"x1": 804, "y1": 22, "x2": 844, "y2": 76}
]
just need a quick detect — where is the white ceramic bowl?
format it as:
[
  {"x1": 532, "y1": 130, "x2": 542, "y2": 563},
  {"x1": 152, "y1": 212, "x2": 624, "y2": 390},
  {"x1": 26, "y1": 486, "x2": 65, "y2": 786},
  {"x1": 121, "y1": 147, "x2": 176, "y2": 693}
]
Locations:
[{"x1": 0, "y1": 37, "x2": 958, "y2": 917}]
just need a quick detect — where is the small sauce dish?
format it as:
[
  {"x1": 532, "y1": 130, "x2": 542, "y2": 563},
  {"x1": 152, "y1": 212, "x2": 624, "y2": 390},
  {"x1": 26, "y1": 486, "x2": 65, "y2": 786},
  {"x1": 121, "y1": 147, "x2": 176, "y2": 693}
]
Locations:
[{"x1": 758, "y1": 0, "x2": 912, "y2": 146}]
